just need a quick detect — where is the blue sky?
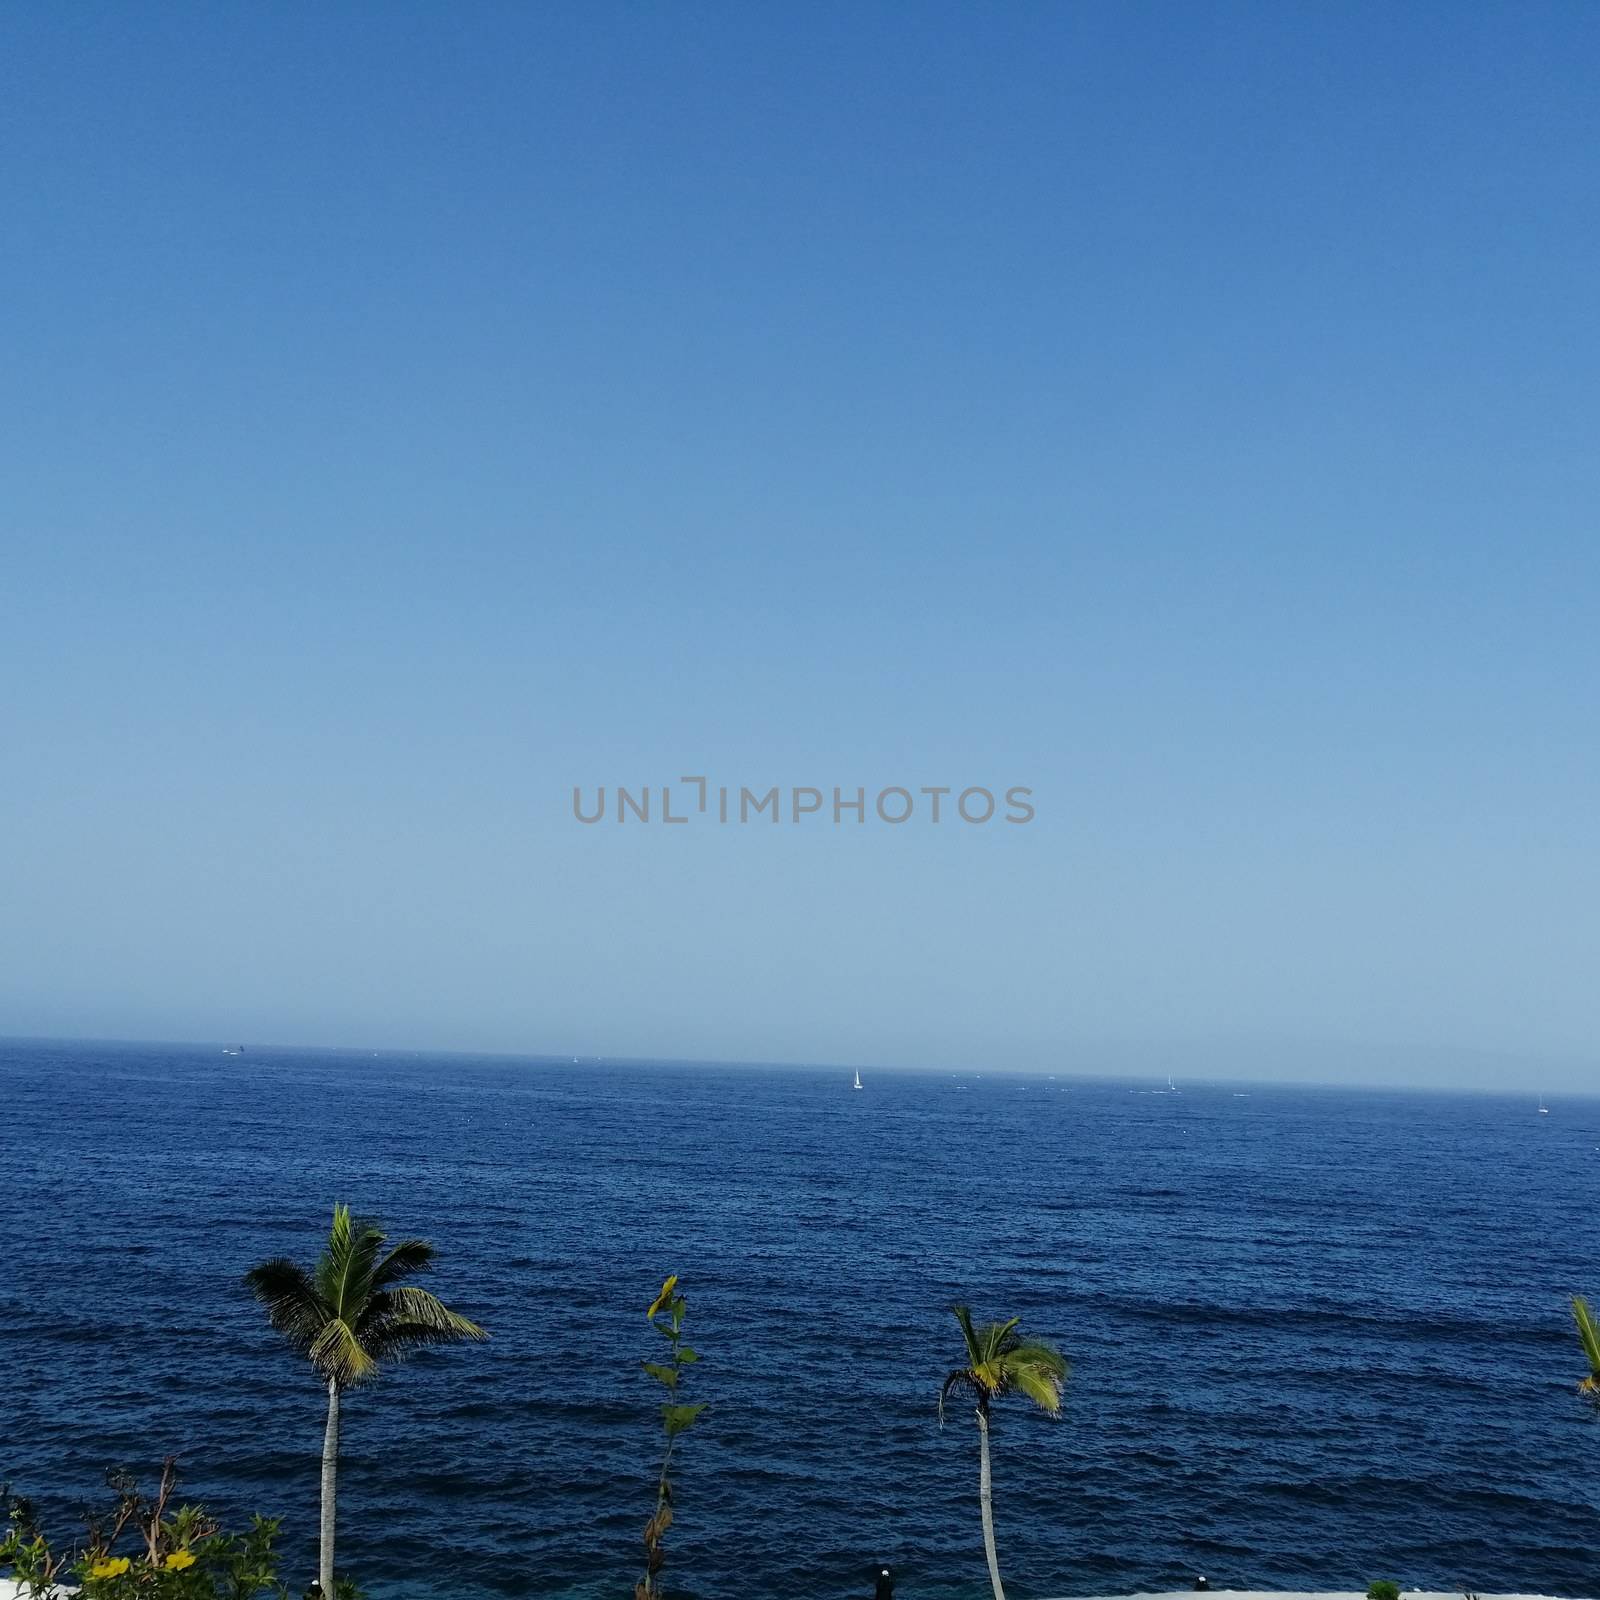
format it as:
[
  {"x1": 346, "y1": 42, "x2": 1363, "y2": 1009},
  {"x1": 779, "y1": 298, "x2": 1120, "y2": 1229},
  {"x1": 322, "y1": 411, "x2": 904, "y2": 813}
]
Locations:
[{"x1": 2, "y1": 3, "x2": 1596, "y2": 1086}]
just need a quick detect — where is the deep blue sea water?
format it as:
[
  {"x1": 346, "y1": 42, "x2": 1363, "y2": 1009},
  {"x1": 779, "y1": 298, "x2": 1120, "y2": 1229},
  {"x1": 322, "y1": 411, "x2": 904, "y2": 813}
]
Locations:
[{"x1": 2, "y1": 1039, "x2": 1597, "y2": 1600}]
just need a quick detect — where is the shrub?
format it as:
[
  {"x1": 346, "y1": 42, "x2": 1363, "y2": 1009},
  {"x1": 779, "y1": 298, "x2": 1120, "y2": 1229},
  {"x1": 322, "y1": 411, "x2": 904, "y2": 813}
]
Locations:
[
  {"x1": 1368, "y1": 1582, "x2": 1401, "y2": 1600},
  {"x1": 1, "y1": 1458, "x2": 321, "y2": 1600}
]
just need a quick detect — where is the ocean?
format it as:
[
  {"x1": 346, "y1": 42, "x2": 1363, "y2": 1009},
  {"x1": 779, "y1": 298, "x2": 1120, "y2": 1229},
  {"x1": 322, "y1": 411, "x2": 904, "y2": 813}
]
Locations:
[{"x1": 1, "y1": 1039, "x2": 1596, "y2": 1600}]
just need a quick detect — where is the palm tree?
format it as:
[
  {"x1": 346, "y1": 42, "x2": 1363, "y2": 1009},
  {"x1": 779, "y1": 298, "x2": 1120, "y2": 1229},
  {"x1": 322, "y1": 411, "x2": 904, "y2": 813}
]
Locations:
[
  {"x1": 939, "y1": 1306, "x2": 1068, "y2": 1600},
  {"x1": 1574, "y1": 1295, "x2": 1600, "y2": 1402},
  {"x1": 244, "y1": 1204, "x2": 487, "y2": 1593}
]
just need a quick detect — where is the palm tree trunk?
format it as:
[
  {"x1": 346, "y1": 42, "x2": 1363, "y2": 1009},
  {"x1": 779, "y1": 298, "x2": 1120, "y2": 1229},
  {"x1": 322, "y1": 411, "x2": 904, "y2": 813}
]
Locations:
[
  {"x1": 977, "y1": 1407, "x2": 1005, "y2": 1600},
  {"x1": 320, "y1": 1378, "x2": 340, "y2": 1594}
]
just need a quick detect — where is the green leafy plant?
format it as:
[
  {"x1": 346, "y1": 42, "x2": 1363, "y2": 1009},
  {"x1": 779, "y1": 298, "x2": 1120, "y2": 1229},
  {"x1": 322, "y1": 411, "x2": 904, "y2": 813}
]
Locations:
[
  {"x1": 2, "y1": 1459, "x2": 290, "y2": 1600},
  {"x1": 1367, "y1": 1582, "x2": 1401, "y2": 1600},
  {"x1": 244, "y1": 1203, "x2": 487, "y2": 1594},
  {"x1": 1572, "y1": 1295, "x2": 1600, "y2": 1404},
  {"x1": 939, "y1": 1306, "x2": 1068, "y2": 1600},
  {"x1": 636, "y1": 1274, "x2": 705, "y2": 1600}
]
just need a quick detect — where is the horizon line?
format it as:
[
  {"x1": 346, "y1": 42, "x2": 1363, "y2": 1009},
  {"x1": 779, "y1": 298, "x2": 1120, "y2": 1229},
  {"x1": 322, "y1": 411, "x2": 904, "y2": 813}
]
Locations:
[{"x1": 2, "y1": 1029, "x2": 1596, "y2": 1099}]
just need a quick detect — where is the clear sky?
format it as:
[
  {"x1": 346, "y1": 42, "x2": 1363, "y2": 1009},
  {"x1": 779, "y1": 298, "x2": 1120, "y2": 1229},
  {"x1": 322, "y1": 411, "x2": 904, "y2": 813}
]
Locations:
[{"x1": 2, "y1": 3, "x2": 1597, "y2": 1089}]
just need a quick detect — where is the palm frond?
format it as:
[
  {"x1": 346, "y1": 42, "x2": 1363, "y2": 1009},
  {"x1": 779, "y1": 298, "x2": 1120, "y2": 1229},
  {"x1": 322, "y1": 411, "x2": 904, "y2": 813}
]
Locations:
[
  {"x1": 939, "y1": 1370, "x2": 979, "y2": 1425},
  {"x1": 243, "y1": 1259, "x2": 329, "y2": 1355},
  {"x1": 307, "y1": 1317, "x2": 380, "y2": 1387},
  {"x1": 314, "y1": 1204, "x2": 385, "y2": 1323},
  {"x1": 951, "y1": 1304, "x2": 983, "y2": 1366},
  {"x1": 981, "y1": 1317, "x2": 1022, "y2": 1364},
  {"x1": 370, "y1": 1238, "x2": 436, "y2": 1290},
  {"x1": 1006, "y1": 1340, "x2": 1068, "y2": 1380},
  {"x1": 1003, "y1": 1343, "x2": 1068, "y2": 1416},
  {"x1": 359, "y1": 1285, "x2": 487, "y2": 1362},
  {"x1": 1574, "y1": 1296, "x2": 1600, "y2": 1390}
]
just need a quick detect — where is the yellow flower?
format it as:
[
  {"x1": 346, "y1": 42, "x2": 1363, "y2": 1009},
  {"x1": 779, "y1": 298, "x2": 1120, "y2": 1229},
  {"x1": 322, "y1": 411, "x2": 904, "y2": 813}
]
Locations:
[
  {"x1": 91, "y1": 1558, "x2": 132, "y2": 1579},
  {"x1": 646, "y1": 1274, "x2": 679, "y2": 1319},
  {"x1": 165, "y1": 1550, "x2": 197, "y2": 1570}
]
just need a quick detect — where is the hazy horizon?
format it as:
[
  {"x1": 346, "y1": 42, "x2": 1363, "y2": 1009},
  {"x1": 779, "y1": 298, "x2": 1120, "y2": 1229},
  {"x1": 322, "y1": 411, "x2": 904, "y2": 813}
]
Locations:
[{"x1": 6, "y1": 1027, "x2": 1597, "y2": 1096}]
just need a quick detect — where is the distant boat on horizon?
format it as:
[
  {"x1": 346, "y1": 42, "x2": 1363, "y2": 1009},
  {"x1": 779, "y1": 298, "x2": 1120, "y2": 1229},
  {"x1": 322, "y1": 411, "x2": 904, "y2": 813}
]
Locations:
[
  {"x1": 852, "y1": 1069, "x2": 863, "y2": 1091},
  {"x1": 222, "y1": 1045, "x2": 244, "y2": 1056},
  {"x1": 1539, "y1": 1096, "x2": 1549, "y2": 1114}
]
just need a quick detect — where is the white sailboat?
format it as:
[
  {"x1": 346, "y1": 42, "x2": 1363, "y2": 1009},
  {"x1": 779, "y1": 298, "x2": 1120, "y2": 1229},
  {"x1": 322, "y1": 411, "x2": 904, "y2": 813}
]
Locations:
[
  {"x1": 1538, "y1": 1096, "x2": 1549, "y2": 1115},
  {"x1": 852, "y1": 1069, "x2": 863, "y2": 1091}
]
